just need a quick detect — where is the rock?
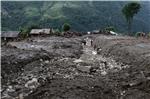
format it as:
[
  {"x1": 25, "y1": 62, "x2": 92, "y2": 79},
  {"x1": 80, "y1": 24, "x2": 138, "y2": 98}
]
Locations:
[
  {"x1": 73, "y1": 59, "x2": 83, "y2": 63},
  {"x1": 44, "y1": 60, "x2": 49, "y2": 64},
  {"x1": 92, "y1": 51, "x2": 97, "y2": 55},
  {"x1": 40, "y1": 59, "x2": 43, "y2": 62},
  {"x1": 101, "y1": 71, "x2": 107, "y2": 75},
  {"x1": 147, "y1": 77, "x2": 150, "y2": 80},
  {"x1": 31, "y1": 45, "x2": 34, "y2": 48},
  {"x1": 77, "y1": 65, "x2": 92, "y2": 73},
  {"x1": 40, "y1": 63, "x2": 44, "y2": 66},
  {"x1": 25, "y1": 78, "x2": 39, "y2": 89}
]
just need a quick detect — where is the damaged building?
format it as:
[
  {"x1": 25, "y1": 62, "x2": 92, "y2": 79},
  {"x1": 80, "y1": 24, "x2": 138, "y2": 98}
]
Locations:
[{"x1": 30, "y1": 29, "x2": 52, "y2": 36}]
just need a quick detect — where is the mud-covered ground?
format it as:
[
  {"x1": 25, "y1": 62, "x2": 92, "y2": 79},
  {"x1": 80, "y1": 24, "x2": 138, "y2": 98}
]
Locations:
[{"x1": 1, "y1": 35, "x2": 150, "y2": 99}]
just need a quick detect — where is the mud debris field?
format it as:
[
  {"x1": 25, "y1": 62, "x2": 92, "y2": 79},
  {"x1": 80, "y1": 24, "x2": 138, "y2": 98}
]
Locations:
[{"x1": 1, "y1": 35, "x2": 150, "y2": 99}]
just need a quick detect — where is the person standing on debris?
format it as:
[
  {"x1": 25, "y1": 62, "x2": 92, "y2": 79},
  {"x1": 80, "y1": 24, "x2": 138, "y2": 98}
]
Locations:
[{"x1": 91, "y1": 39, "x2": 93, "y2": 47}]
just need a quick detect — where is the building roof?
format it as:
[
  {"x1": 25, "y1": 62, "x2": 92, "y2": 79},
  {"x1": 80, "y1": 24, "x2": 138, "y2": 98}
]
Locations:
[
  {"x1": 30, "y1": 29, "x2": 50, "y2": 35},
  {"x1": 1, "y1": 31, "x2": 20, "y2": 38}
]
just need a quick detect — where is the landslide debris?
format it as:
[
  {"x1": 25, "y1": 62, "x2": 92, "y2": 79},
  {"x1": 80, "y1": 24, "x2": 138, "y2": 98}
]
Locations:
[{"x1": 1, "y1": 35, "x2": 150, "y2": 99}]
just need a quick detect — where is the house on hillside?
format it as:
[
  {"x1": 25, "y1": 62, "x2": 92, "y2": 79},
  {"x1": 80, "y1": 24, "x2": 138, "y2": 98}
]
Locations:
[
  {"x1": 1, "y1": 31, "x2": 20, "y2": 41},
  {"x1": 30, "y1": 29, "x2": 51, "y2": 36}
]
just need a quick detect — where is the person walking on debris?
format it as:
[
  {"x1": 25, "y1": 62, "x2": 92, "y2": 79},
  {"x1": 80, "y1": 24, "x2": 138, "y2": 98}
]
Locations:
[
  {"x1": 85, "y1": 37, "x2": 89, "y2": 46},
  {"x1": 82, "y1": 39, "x2": 86, "y2": 45}
]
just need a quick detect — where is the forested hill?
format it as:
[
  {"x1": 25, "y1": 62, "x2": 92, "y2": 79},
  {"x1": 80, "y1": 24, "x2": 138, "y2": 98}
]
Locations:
[{"x1": 1, "y1": 1, "x2": 150, "y2": 33}]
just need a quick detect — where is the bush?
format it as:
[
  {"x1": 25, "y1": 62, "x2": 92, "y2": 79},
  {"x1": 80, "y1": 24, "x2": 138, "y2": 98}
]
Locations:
[
  {"x1": 62, "y1": 23, "x2": 71, "y2": 32},
  {"x1": 19, "y1": 24, "x2": 41, "y2": 38}
]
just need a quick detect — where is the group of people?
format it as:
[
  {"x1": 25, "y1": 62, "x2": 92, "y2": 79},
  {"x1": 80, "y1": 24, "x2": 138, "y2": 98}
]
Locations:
[{"x1": 82, "y1": 37, "x2": 93, "y2": 46}]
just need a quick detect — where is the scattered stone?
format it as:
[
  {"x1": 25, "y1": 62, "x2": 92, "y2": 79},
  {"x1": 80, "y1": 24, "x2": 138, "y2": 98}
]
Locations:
[
  {"x1": 31, "y1": 45, "x2": 34, "y2": 48},
  {"x1": 14, "y1": 85, "x2": 22, "y2": 91},
  {"x1": 63, "y1": 74, "x2": 73, "y2": 79},
  {"x1": 1, "y1": 92, "x2": 11, "y2": 99},
  {"x1": 38, "y1": 77, "x2": 46, "y2": 85}
]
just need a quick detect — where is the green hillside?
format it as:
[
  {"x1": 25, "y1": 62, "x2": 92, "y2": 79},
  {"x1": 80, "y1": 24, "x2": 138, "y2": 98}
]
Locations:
[{"x1": 1, "y1": 1, "x2": 150, "y2": 34}]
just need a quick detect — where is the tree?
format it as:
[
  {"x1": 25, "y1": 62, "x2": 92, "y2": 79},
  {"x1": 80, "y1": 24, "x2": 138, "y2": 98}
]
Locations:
[
  {"x1": 122, "y1": 2, "x2": 141, "y2": 35},
  {"x1": 62, "y1": 23, "x2": 71, "y2": 32}
]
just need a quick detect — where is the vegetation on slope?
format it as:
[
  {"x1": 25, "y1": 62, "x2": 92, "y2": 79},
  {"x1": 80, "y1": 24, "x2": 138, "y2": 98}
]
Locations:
[{"x1": 1, "y1": 1, "x2": 150, "y2": 34}]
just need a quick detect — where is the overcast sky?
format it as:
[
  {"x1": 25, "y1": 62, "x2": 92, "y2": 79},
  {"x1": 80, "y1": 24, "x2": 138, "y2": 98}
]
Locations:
[{"x1": 1, "y1": 0, "x2": 149, "y2": 1}]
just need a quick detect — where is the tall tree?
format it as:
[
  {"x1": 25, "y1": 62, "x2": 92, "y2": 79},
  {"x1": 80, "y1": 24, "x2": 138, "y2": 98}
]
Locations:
[
  {"x1": 62, "y1": 23, "x2": 71, "y2": 32},
  {"x1": 122, "y1": 2, "x2": 141, "y2": 35}
]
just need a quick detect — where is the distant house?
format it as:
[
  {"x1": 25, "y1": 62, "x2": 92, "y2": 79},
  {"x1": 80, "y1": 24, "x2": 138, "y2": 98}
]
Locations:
[
  {"x1": 1, "y1": 31, "x2": 20, "y2": 40},
  {"x1": 92, "y1": 30, "x2": 100, "y2": 34},
  {"x1": 30, "y1": 29, "x2": 51, "y2": 36}
]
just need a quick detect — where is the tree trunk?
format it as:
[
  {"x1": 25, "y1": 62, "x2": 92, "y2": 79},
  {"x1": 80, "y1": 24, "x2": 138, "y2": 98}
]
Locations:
[{"x1": 127, "y1": 19, "x2": 132, "y2": 36}]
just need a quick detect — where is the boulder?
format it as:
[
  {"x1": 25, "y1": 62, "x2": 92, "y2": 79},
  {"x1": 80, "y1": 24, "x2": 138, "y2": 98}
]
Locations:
[{"x1": 76, "y1": 65, "x2": 92, "y2": 73}]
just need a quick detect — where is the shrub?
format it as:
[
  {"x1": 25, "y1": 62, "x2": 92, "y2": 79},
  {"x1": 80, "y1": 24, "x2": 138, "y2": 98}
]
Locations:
[
  {"x1": 53, "y1": 29, "x2": 62, "y2": 36},
  {"x1": 148, "y1": 32, "x2": 150, "y2": 37},
  {"x1": 62, "y1": 23, "x2": 71, "y2": 32},
  {"x1": 19, "y1": 27, "x2": 29, "y2": 38},
  {"x1": 135, "y1": 32, "x2": 146, "y2": 38},
  {"x1": 135, "y1": 32, "x2": 140, "y2": 37},
  {"x1": 147, "y1": 32, "x2": 150, "y2": 39}
]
